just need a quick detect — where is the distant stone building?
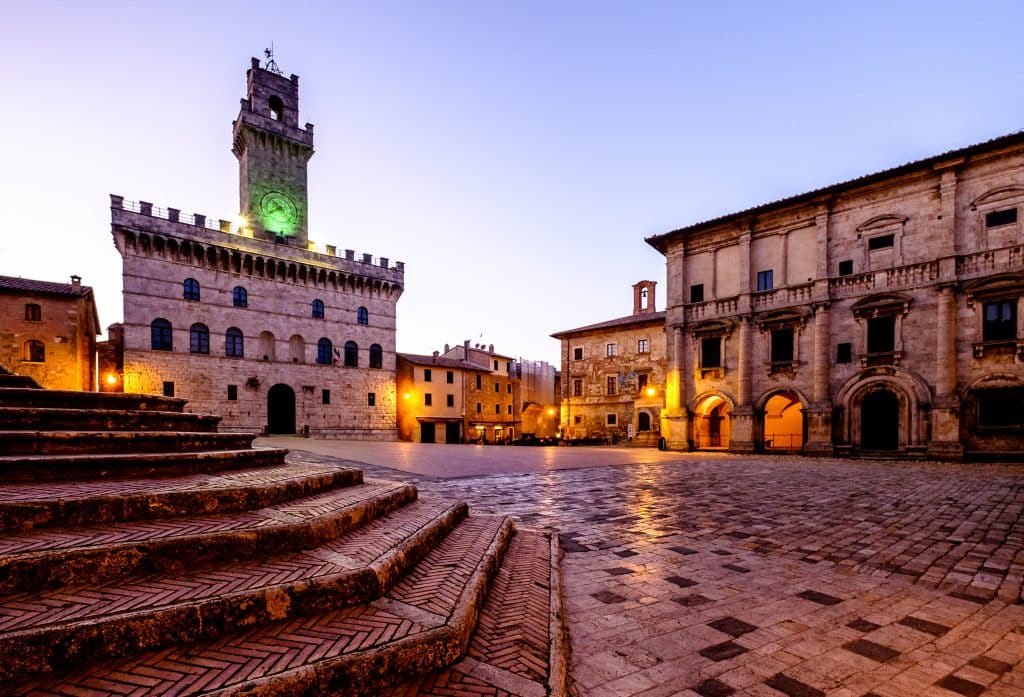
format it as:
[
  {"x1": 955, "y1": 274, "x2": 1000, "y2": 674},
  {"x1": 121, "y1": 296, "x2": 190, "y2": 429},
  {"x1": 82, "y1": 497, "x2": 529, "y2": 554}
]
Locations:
[
  {"x1": 396, "y1": 352, "x2": 490, "y2": 443},
  {"x1": 0, "y1": 275, "x2": 100, "y2": 391},
  {"x1": 647, "y1": 130, "x2": 1024, "y2": 459},
  {"x1": 441, "y1": 342, "x2": 522, "y2": 443},
  {"x1": 110, "y1": 58, "x2": 403, "y2": 437},
  {"x1": 516, "y1": 359, "x2": 560, "y2": 439},
  {"x1": 552, "y1": 281, "x2": 667, "y2": 445}
]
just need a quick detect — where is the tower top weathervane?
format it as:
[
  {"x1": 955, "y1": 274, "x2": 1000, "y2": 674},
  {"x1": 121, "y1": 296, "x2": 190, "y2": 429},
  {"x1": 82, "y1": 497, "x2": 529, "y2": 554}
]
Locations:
[{"x1": 264, "y1": 43, "x2": 283, "y2": 75}]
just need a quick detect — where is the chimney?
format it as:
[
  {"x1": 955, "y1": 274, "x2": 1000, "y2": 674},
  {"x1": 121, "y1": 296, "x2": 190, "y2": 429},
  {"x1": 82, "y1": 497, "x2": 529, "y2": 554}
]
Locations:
[
  {"x1": 433, "y1": 350, "x2": 439, "y2": 358},
  {"x1": 444, "y1": 344, "x2": 450, "y2": 353},
  {"x1": 464, "y1": 340, "x2": 470, "y2": 349},
  {"x1": 488, "y1": 344, "x2": 494, "y2": 353},
  {"x1": 70, "y1": 275, "x2": 81, "y2": 291}
]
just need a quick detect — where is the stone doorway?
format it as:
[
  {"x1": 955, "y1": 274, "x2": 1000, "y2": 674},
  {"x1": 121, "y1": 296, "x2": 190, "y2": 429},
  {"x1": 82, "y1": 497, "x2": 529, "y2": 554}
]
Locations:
[
  {"x1": 267, "y1": 384, "x2": 296, "y2": 434},
  {"x1": 445, "y1": 421, "x2": 461, "y2": 444},
  {"x1": 420, "y1": 422, "x2": 436, "y2": 444},
  {"x1": 762, "y1": 391, "x2": 805, "y2": 451},
  {"x1": 861, "y1": 389, "x2": 899, "y2": 450},
  {"x1": 694, "y1": 395, "x2": 730, "y2": 449}
]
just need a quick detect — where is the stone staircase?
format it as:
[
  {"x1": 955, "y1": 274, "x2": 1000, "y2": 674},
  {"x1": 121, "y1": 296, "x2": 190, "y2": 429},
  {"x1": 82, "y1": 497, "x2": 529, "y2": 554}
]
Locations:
[{"x1": 0, "y1": 377, "x2": 567, "y2": 695}]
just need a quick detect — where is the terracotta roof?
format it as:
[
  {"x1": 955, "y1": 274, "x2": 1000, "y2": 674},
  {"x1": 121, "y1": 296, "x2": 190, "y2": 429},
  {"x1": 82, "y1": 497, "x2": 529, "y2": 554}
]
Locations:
[
  {"x1": 0, "y1": 275, "x2": 92, "y2": 297},
  {"x1": 646, "y1": 128, "x2": 1024, "y2": 253},
  {"x1": 551, "y1": 311, "x2": 666, "y2": 339},
  {"x1": 397, "y1": 353, "x2": 492, "y2": 372}
]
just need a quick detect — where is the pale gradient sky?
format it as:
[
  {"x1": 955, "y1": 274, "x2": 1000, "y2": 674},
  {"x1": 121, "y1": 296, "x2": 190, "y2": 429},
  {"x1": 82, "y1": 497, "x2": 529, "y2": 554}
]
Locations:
[{"x1": 4, "y1": 1, "x2": 1024, "y2": 365}]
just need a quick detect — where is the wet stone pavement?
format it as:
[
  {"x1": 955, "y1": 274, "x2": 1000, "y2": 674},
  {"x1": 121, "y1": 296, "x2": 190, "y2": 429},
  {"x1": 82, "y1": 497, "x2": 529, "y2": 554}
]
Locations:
[{"x1": 284, "y1": 450, "x2": 1024, "y2": 697}]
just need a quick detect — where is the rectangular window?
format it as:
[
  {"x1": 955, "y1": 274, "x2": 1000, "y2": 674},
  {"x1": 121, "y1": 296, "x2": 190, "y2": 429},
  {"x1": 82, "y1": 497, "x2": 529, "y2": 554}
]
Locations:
[
  {"x1": 573, "y1": 347, "x2": 583, "y2": 360},
  {"x1": 756, "y1": 270, "x2": 773, "y2": 291},
  {"x1": 368, "y1": 392, "x2": 376, "y2": 406},
  {"x1": 446, "y1": 370, "x2": 454, "y2": 384},
  {"x1": 637, "y1": 373, "x2": 649, "y2": 390},
  {"x1": 494, "y1": 382, "x2": 500, "y2": 392},
  {"x1": 24, "y1": 304, "x2": 41, "y2": 321},
  {"x1": 476, "y1": 374, "x2": 481, "y2": 389},
  {"x1": 637, "y1": 339, "x2": 649, "y2": 353},
  {"x1": 424, "y1": 393, "x2": 432, "y2": 406},
  {"x1": 770, "y1": 328, "x2": 794, "y2": 363},
  {"x1": 423, "y1": 368, "x2": 432, "y2": 382},
  {"x1": 606, "y1": 413, "x2": 617, "y2": 426},
  {"x1": 322, "y1": 389, "x2": 330, "y2": 405},
  {"x1": 446, "y1": 394, "x2": 454, "y2": 407},
  {"x1": 507, "y1": 404, "x2": 512, "y2": 414},
  {"x1": 701, "y1": 337, "x2": 721, "y2": 368},
  {"x1": 227, "y1": 384, "x2": 238, "y2": 401},
  {"x1": 495, "y1": 404, "x2": 501, "y2": 414},
  {"x1": 162, "y1": 381, "x2": 174, "y2": 397},
  {"x1": 977, "y1": 388, "x2": 1024, "y2": 428},
  {"x1": 507, "y1": 383, "x2": 512, "y2": 394},
  {"x1": 506, "y1": 362, "x2": 511, "y2": 373},
  {"x1": 837, "y1": 343, "x2": 852, "y2": 364},
  {"x1": 838, "y1": 260, "x2": 853, "y2": 276},
  {"x1": 983, "y1": 300, "x2": 1017, "y2": 342},
  {"x1": 574, "y1": 415, "x2": 582, "y2": 425},
  {"x1": 867, "y1": 316, "x2": 896, "y2": 354},
  {"x1": 986, "y1": 208, "x2": 1018, "y2": 228},
  {"x1": 494, "y1": 360, "x2": 499, "y2": 370},
  {"x1": 476, "y1": 402, "x2": 482, "y2": 413},
  {"x1": 606, "y1": 343, "x2": 617, "y2": 357},
  {"x1": 606, "y1": 375, "x2": 617, "y2": 395},
  {"x1": 868, "y1": 234, "x2": 895, "y2": 250},
  {"x1": 690, "y1": 284, "x2": 704, "y2": 303},
  {"x1": 573, "y1": 379, "x2": 582, "y2": 397}
]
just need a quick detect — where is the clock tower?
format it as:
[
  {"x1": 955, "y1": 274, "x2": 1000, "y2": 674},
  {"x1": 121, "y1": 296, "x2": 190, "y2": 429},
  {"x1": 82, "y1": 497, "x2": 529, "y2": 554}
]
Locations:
[{"x1": 232, "y1": 56, "x2": 314, "y2": 245}]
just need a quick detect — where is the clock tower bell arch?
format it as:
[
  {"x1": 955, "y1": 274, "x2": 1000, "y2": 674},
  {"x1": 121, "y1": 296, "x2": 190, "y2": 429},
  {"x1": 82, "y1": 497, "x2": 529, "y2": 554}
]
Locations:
[{"x1": 232, "y1": 57, "x2": 314, "y2": 245}]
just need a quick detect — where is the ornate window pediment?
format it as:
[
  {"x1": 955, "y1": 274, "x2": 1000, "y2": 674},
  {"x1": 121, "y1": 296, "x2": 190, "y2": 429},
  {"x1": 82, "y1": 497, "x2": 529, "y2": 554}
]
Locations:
[
  {"x1": 692, "y1": 318, "x2": 734, "y2": 338},
  {"x1": 969, "y1": 186, "x2": 1024, "y2": 210},
  {"x1": 851, "y1": 293, "x2": 912, "y2": 319},
  {"x1": 964, "y1": 272, "x2": 1024, "y2": 305},
  {"x1": 856, "y1": 214, "x2": 907, "y2": 233},
  {"x1": 754, "y1": 308, "x2": 810, "y2": 332}
]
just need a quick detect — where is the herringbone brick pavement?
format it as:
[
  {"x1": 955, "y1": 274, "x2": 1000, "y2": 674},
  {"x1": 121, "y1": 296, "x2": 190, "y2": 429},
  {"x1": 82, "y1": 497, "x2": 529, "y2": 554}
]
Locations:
[{"x1": 384, "y1": 666, "x2": 515, "y2": 696}]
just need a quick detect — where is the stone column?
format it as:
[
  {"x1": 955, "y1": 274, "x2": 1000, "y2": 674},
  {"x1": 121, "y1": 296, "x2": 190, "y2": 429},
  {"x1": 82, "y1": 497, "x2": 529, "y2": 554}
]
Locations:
[
  {"x1": 664, "y1": 326, "x2": 691, "y2": 450},
  {"x1": 928, "y1": 284, "x2": 963, "y2": 459},
  {"x1": 730, "y1": 316, "x2": 756, "y2": 452},
  {"x1": 804, "y1": 302, "x2": 834, "y2": 455},
  {"x1": 779, "y1": 231, "x2": 789, "y2": 287}
]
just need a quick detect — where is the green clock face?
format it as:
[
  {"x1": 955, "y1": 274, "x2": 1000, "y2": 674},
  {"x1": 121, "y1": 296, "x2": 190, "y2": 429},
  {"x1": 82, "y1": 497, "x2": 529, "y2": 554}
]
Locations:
[{"x1": 259, "y1": 191, "x2": 298, "y2": 234}]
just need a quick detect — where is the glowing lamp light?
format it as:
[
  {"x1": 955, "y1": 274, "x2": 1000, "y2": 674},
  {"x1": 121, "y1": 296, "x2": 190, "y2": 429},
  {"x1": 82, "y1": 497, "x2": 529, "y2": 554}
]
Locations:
[
  {"x1": 645, "y1": 387, "x2": 656, "y2": 397},
  {"x1": 105, "y1": 373, "x2": 118, "y2": 385},
  {"x1": 403, "y1": 393, "x2": 410, "y2": 400},
  {"x1": 234, "y1": 215, "x2": 251, "y2": 234},
  {"x1": 547, "y1": 408, "x2": 556, "y2": 416}
]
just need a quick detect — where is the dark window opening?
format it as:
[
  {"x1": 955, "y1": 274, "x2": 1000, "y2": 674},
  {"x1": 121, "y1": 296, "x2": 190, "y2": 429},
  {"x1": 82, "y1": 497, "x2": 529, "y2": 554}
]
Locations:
[
  {"x1": 316, "y1": 338, "x2": 333, "y2": 365},
  {"x1": 477, "y1": 402, "x2": 482, "y2": 413},
  {"x1": 475, "y1": 374, "x2": 481, "y2": 389},
  {"x1": 368, "y1": 392, "x2": 376, "y2": 406},
  {"x1": 838, "y1": 260, "x2": 853, "y2": 276},
  {"x1": 268, "y1": 95, "x2": 283, "y2": 121},
  {"x1": 690, "y1": 284, "x2": 705, "y2": 303},
  {"x1": 446, "y1": 370, "x2": 454, "y2": 383},
  {"x1": 424, "y1": 368, "x2": 432, "y2": 382},
  {"x1": 701, "y1": 337, "x2": 721, "y2": 368},
  {"x1": 837, "y1": 343, "x2": 852, "y2": 364},
  {"x1": 494, "y1": 382, "x2": 500, "y2": 392},
  {"x1": 226, "y1": 327, "x2": 244, "y2": 357},
  {"x1": 344, "y1": 341, "x2": 358, "y2": 367},
  {"x1": 189, "y1": 323, "x2": 209, "y2": 354},
  {"x1": 311, "y1": 299, "x2": 324, "y2": 319},
  {"x1": 183, "y1": 278, "x2": 200, "y2": 301},
  {"x1": 151, "y1": 318, "x2": 172, "y2": 351},
  {"x1": 227, "y1": 385, "x2": 237, "y2": 401},
  {"x1": 573, "y1": 347, "x2": 583, "y2": 360},
  {"x1": 508, "y1": 404, "x2": 512, "y2": 414},
  {"x1": 607, "y1": 413, "x2": 617, "y2": 425},
  {"x1": 573, "y1": 379, "x2": 582, "y2": 397},
  {"x1": 163, "y1": 381, "x2": 174, "y2": 397},
  {"x1": 986, "y1": 208, "x2": 1018, "y2": 228},
  {"x1": 233, "y1": 286, "x2": 247, "y2": 308},
  {"x1": 756, "y1": 270, "x2": 773, "y2": 291},
  {"x1": 868, "y1": 234, "x2": 895, "y2": 251},
  {"x1": 867, "y1": 316, "x2": 896, "y2": 354},
  {"x1": 507, "y1": 384, "x2": 512, "y2": 394},
  {"x1": 574, "y1": 415, "x2": 582, "y2": 425},
  {"x1": 322, "y1": 389, "x2": 330, "y2": 405},
  {"x1": 606, "y1": 375, "x2": 617, "y2": 395},
  {"x1": 638, "y1": 373, "x2": 649, "y2": 390},
  {"x1": 447, "y1": 394, "x2": 455, "y2": 407},
  {"x1": 24, "y1": 303, "x2": 41, "y2": 321},
  {"x1": 977, "y1": 388, "x2": 1024, "y2": 428},
  {"x1": 983, "y1": 300, "x2": 1017, "y2": 342},
  {"x1": 369, "y1": 344, "x2": 383, "y2": 369},
  {"x1": 638, "y1": 412, "x2": 652, "y2": 431},
  {"x1": 425, "y1": 393, "x2": 432, "y2": 406},
  {"x1": 495, "y1": 404, "x2": 501, "y2": 414},
  {"x1": 23, "y1": 340, "x2": 44, "y2": 362},
  {"x1": 357, "y1": 306, "x2": 368, "y2": 325},
  {"x1": 770, "y1": 328, "x2": 794, "y2": 363}
]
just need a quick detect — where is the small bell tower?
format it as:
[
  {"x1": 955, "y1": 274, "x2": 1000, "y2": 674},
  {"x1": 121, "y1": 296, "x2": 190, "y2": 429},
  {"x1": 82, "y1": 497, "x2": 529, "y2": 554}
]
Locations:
[{"x1": 232, "y1": 52, "x2": 315, "y2": 244}]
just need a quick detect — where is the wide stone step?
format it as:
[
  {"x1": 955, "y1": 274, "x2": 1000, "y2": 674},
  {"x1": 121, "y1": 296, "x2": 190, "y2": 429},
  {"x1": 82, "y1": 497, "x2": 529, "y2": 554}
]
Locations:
[
  {"x1": 0, "y1": 480, "x2": 417, "y2": 594},
  {"x1": 382, "y1": 529, "x2": 568, "y2": 697},
  {"x1": 0, "y1": 447, "x2": 289, "y2": 482},
  {"x1": 0, "y1": 462, "x2": 361, "y2": 532},
  {"x1": 0, "y1": 431, "x2": 257, "y2": 456},
  {"x1": 13, "y1": 514, "x2": 515, "y2": 696},
  {"x1": 0, "y1": 407, "x2": 221, "y2": 432},
  {"x1": 0, "y1": 387, "x2": 186, "y2": 412},
  {"x1": 0, "y1": 500, "x2": 468, "y2": 682},
  {"x1": 0, "y1": 374, "x2": 40, "y2": 389}
]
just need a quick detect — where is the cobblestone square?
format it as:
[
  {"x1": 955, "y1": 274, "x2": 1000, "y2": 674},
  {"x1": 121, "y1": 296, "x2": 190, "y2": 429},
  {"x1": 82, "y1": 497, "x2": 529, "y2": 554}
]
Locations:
[{"x1": 268, "y1": 439, "x2": 1024, "y2": 696}]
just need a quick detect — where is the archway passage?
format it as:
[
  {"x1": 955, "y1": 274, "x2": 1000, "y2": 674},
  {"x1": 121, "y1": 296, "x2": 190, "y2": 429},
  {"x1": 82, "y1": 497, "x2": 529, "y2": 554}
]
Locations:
[
  {"x1": 763, "y1": 392, "x2": 804, "y2": 450},
  {"x1": 267, "y1": 384, "x2": 296, "y2": 434},
  {"x1": 861, "y1": 389, "x2": 899, "y2": 450},
  {"x1": 694, "y1": 395, "x2": 730, "y2": 449}
]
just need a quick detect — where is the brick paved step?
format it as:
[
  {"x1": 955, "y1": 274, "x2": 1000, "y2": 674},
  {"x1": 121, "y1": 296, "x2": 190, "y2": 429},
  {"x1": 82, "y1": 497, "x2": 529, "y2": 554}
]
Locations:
[
  {"x1": 0, "y1": 462, "x2": 361, "y2": 532},
  {"x1": 0, "y1": 500, "x2": 469, "y2": 682},
  {"x1": 0, "y1": 406, "x2": 221, "y2": 432},
  {"x1": 0, "y1": 447, "x2": 289, "y2": 482},
  {"x1": 0, "y1": 387, "x2": 186, "y2": 412},
  {"x1": 14, "y1": 513, "x2": 515, "y2": 696},
  {"x1": 382, "y1": 529, "x2": 568, "y2": 697},
  {"x1": 0, "y1": 480, "x2": 417, "y2": 594},
  {"x1": 0, "y1": 431, "x2": 257, "y2": 456},
  {"x1": 0, "y1": 374, "x2": 41, "y2": 389}
]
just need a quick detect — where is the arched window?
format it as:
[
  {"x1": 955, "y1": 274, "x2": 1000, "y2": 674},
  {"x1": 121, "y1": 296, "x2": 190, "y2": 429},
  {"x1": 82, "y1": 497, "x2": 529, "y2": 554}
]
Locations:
[
  {"x1": 190, "y1": 323, "x2": 210, "y2": 354},
  {"x1": 226, "y1": 327, "x2": 244, "y2": 357},
  {"x1": 233, "y1": 286, "x2": 247, "y2": 308},
  {"x1": 268, "y1": 95, "x2": 283, "y2": 121},
  {"x1": 357, "y1": 306, "x2": 369, "y2": 325},
  {"x1": 151, "y1": 318, "x2": 172, "y2": 351},
  {"x1": 259, "y1": 330, "x2": 276, "y2": 360},
  {"x1": 183, "y1": 278, "x2": 200, "y2": 301},
  {"x1": 24, "y1": 304, "x2": 41, "y2": 321},
  {"x1": 369, "y1": 343, "x2": 383, "y2": 369},
  {"x1": 344, "y1": 340, "x2": 359, "y2": 367},
  {"x1": 290, "y1": 334, "x2": 305, "y2": 363},
  {"x1": 638, "y1": 411, "x2": 652, "y2": 431},
  {"x1": 23, "y1": 340, "x2": 45, "y2": 362},
  {"x1": 317, "y1": 338, "x2": 333, "y2": 365},
  {"x1": 312, "y1": 299, "x2": 324, "y2": 319}
]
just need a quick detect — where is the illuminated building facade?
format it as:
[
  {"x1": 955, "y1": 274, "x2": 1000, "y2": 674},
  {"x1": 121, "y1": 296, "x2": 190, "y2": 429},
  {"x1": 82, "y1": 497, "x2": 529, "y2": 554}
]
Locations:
[
  {"x1": 552, "y1": 281, "x2": 667, "y2": 445},
  {"x1": 648, "y1": 130, "x2": 1024, "y2": 459},
  {"x1": 0, "y1": 275, "x2": 100, "y2": 391},
  {"x1": 110, "y1": 58, "x2": 403, "y2": 438}
]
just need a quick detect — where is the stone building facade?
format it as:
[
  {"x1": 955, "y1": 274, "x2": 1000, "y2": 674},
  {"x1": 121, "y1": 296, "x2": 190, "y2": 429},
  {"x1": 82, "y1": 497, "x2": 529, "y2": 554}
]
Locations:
[
  {"x1": 552, "y1": 281, "x2": 667, "y2": 445},
  {"x1": 110, "y1": 58, "x2": 403, "y2": 438},
  {"x1": 0, "y1": 275, "x2": 100, "y2": 391},
  {"x1": 517, "y1": 359, "x2": 560, "y2": 439},
  {"x1": 647, "y1": 130, "x2": 1024, "y2": 459},
  {"x1": 441, "y1": 342, "x2": 522, "y2": 443},
  {"x1": 396, "y1": 353, "x2": 490, "y2": 443}
]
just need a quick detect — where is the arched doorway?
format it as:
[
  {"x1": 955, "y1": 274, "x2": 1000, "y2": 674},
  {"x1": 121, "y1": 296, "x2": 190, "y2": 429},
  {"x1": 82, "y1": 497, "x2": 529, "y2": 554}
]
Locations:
[
  {"x1": 694, "y1": 394, "x2": 731, "y2": 449},
  {"x1": 637, "y1": 411, "x2": 652, "y2": 432},
  {"x1": 861, "y1": 389, "x2": 899, "y2": 450},
  {"x1": 267, "y1": 384, "x2": 296, "y2": 434},
  {"x1": 762, "y1": 391, "x2": 804, "y2": 451}
]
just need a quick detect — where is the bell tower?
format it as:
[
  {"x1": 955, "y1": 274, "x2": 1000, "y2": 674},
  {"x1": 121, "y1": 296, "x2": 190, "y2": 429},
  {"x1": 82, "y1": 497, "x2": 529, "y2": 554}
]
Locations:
[{"x1": 232, "y1": 56, "x2": 315, "y2": 244}]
